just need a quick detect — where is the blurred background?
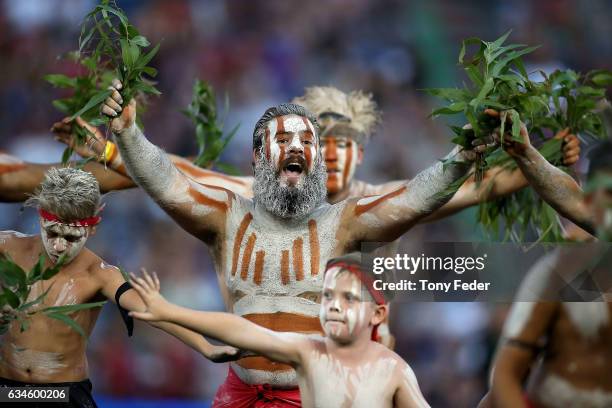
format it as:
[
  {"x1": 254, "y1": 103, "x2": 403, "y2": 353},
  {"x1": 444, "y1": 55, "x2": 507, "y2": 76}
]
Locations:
[{"x1": 0, "y1": 0, "x2": 610, "y2": 407}]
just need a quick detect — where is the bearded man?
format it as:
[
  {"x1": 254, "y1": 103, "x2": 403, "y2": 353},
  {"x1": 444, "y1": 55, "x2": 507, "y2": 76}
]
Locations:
[
  {"x1": 99, "y1": 75, "x2": 567, "y2": 406},
  {"x1": 53, "y1": 87, "x2": 579, "y2": 214}
]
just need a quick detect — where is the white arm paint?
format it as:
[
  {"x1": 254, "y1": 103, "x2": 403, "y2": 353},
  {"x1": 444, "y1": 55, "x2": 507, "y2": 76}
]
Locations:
[
  {"x1": 113, "y1": 124, "x2": 177, "y2": 202},
  {"x1": 402, "y1": 147, "x2": 473, "y2": 216}
]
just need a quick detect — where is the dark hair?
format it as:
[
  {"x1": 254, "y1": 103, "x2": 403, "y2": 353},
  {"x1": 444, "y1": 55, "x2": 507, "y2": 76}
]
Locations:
[{"x1": 252, "y1": 103, "x2": 319, "y2": 152}]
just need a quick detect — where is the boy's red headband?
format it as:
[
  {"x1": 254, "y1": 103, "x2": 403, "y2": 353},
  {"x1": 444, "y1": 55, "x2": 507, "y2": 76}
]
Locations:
[
  {"x1": 39, "y1": 209, "x2": 101, "y2": 227},
  {"x1": 325, "y1": 261, "x2": 386, "y2": 305}
]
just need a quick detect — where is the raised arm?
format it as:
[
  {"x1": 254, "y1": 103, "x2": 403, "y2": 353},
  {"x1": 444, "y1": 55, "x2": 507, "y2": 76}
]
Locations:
[
  {"x1": 0, "y1": 152, "x2": 133, "y2": 202},
  {"x1": 128, "y1": 270, "x2": 305, "y2": 366},
  {"x1": 52, "y1": 117, "x2": 254, "y2": 197},
  {"x1": 95, "y1": 263, "x2": 240, "y2": 363},
  {"x1": 343, "y1": 146, "x2": 475, "y2": 243},
  {"x1": 498, "y1": 120, "x2": 593, "y2": 233},
  {"x1": 423, "y1": 129, "x2": 581, "y2": 222},
  {"x1": 101, "y1": 80, "x2": 232, "y2": 242}
]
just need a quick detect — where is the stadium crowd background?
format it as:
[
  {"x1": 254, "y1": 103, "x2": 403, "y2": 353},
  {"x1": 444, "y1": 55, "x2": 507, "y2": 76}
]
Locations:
[{"x1": 0, "y1": 0, "x2": 610, "y2": 406}]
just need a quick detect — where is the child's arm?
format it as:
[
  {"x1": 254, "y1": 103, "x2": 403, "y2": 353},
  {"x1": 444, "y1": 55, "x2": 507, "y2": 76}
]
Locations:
[
  {"x1": 129, "y1": 270, "x2": 305, "y2": 366},
  {"x1": 394, "y1": 362, "x2": 430, "y2": 408}
]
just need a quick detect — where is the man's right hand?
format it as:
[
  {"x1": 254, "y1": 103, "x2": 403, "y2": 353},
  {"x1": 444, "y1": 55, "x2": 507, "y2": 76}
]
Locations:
[{"x1": 102, "y1": 79, "x2": 136, "y2": 133}]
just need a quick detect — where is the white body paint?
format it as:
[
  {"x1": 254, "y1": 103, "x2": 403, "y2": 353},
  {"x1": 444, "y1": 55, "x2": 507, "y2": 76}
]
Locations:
[
  {"x1": 226, "y1": 196, "x2": 346, "y2": 386},
  {"x1": 306, "y1": 350, "x2": 397, "y2": 408},
  {"x1": 0, "y1": 230, "x2": 31, "y2": 246},
  {"x1": 9, "y1": 343, "x2": 67, "y2": 375},
  {"x1": 348, "y1": 180, "x2": 406, "y2": 199},
  {"x1": 505, "y1": 247, "x2": 610, "y2": 339},
  {"x1": 536, "y1": 373, "x2": 612, "y2": 408},
  {"x1": 0, "y1": 152, "x2": 24, "y2": 165},
  {"x1": 502, "y1": 302, "x2": 536, "y2": 339},
  {"x1": 563, "y1": 302, "x2": 609, "y2": 340},
  {"x1": 53, "y1": 278, "x2": 78, "y2": 307}
]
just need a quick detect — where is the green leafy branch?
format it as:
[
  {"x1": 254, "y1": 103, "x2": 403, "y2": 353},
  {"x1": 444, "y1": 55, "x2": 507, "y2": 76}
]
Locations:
[
  {"x1": 182, "y1": 80, "x2": 240, "y2": 174},
  {"x1": 45, "y1": 53, "x2": 115, "y2": 164},
  {"x1": 426, "y1": 30, "x2": 611, "y2": 241},
  {"x1": 46, "y1": 0, "x2": 160, "y2": 164},
  {"x1": 73, "y1": 0, "x2": 160, "y2": 123},
  {"x1": 0, "y1": 254, "x2": 105, "y2": 337}
]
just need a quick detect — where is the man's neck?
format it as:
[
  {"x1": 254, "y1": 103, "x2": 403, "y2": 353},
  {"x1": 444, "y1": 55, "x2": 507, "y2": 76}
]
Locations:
[{"x1": 327, "y1": 183, "x2": 354, "y2": 204}]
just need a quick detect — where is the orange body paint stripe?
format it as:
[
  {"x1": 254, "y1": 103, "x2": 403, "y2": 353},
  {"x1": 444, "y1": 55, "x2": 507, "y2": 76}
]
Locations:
[
  {"x1": 342, "y1": 140, "x2": 353, "y2": 187},
  {"x1": 231, "y1": 213, "x2": 253, "y2": 276},
  {"x1": 188, "y1": 186, "x2": 229, "y2": 212},
  {"x1": 236, "y1": 357, "x2": 293, "y2": 372},
  {"x1": 354, "y1": 186, "x2": 407, "y2": 216},
  {"x1": 237, "y1": 312, "x2": 323, "y2": 372},
  {"x1": 0, "y1": 163, "x2": 27, "y2": 175},
  {"x1": 292, "y1": 238, "x2": 304, "y2": 281},
  {"x1": 240, "y1": 233, "x2": 256, "y2": 280},
  {"x1": 308, "y1": 220, "x2": 320, "y2": 276},
  {"x1": 244, "y1": 313, "x2": 322, "y2": 332},
  {"x1": 176, "y1": 162, "x2": 247, "y2": 186},
  {"x1": 281, "y1": 250, "x2": 290, "y2": 285},
  {"x1": 253, "y1": 251, "x2": 265, "y2": 285}
]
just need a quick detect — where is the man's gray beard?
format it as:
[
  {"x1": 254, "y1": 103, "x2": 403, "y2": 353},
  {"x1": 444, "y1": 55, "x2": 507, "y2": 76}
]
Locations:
[{"x1": 253, "y1": 153, "x2": 327, "y2": 219}]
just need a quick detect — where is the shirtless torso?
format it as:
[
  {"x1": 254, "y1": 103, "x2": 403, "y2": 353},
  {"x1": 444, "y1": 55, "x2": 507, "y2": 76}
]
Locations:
[{"x1": 0, "y1": 232, "x2": 109, "y2": 383}]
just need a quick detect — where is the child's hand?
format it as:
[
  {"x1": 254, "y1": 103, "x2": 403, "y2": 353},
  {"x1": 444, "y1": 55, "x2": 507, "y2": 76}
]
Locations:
[{"x1": 128, "y1": 269, "x2": 169, "y2": 322}]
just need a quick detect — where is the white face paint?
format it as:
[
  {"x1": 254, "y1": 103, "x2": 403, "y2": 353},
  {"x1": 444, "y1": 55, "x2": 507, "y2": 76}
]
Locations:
[
  {"x1": 264, "y1": 114, "x2": 318, "y2": 187},
  {"x1": 320, "y1": 268, "x2": 372, "y2": 343},
  {"x1": 322, "y1": 136, "x2": 359, "y2": 195},
  {"x1": 40, "y1": 219, "x2": 88, "y2": 264}
]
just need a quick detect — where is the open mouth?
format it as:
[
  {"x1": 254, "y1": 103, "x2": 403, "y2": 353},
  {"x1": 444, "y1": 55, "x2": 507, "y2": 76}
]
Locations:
[
  {"x1": 280, "y1": 158, "x2": 306, "y2": 185},
  {"x1": 285, "y1": 162, "x2": 303, "y2": 174}
]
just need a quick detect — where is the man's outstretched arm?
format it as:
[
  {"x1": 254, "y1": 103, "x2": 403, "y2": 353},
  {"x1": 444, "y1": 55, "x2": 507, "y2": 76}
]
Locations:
[
  {"x1": 52, "y1": 117, "x2": 254, "y2": 198},
  {"x1": 422, "y1": 129, "x2": 581, "y2": 222},
  {"x1": 0, "y1": 152, "x2": 133, "y2": 202},
  {"x1": 101, "y1": 80, "x2": 231, "y2": 242},
  {"x1": 498, "y1": 121, "x2": 593, "y2": 233},
  {"x1": 343, "y1": 146, "x2": 475, "y2": 244}
]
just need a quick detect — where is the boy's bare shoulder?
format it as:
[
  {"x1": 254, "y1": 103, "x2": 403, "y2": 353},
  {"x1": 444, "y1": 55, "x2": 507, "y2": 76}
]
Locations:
[{"x1": 0, "y1": 230, "x2": 38, "y2": 252}]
